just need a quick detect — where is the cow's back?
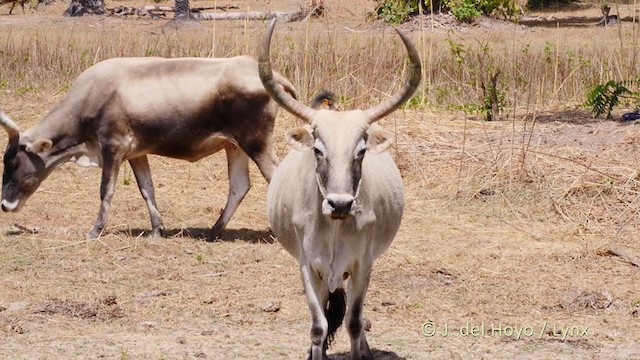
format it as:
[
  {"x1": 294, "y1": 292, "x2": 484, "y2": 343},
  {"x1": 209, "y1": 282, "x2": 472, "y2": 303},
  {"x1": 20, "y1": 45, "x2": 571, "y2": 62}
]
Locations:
[
  {"x1": 52, "y1": 56, "x2": 283, "y2": 162},
  {"x1": 77, "y1": 56, "x2": 266, "y2": 119}
]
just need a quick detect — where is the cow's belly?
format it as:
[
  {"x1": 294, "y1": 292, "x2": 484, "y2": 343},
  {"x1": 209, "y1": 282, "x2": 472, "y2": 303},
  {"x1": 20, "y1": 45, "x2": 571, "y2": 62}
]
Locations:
[{"x1": 146, "y1": 134, "x2": 232, "y2": 162}]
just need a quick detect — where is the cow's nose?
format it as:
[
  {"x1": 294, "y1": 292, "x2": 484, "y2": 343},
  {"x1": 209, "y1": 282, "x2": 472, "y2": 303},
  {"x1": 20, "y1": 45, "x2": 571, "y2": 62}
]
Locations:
[
  {"x1": 1, "y1": 199, "x2": 18, "y2": 212},
  {"x1": 328, "y1": 198, "x2": 353, "y2": 212},
  {"x1": 326, "y1": 197, "x2": 354, "y2": 219}
]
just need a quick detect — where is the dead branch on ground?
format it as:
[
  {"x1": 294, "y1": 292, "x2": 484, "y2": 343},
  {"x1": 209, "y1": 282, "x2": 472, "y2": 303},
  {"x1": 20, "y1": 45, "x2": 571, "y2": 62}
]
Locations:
[
  {"x1": 599, "y1": 248, "x2": 640, "y2": 267},
  {"x1": 110, "y1": 4, "x2": 324, "y2": 23},
  {"x1": 110, "y1": 4, "x2": 238, "y2": 18}
]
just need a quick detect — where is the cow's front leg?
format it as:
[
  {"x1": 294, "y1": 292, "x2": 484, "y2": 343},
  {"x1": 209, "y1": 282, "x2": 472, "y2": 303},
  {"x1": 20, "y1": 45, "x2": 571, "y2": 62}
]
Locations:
[
  {"x1": 346, "y1": 260, "x2": 374, "y2": 360},
  {"x1": 129, "y1": 156, "x2": 164, "y2": 237},
  {"x1": 87, "y1": 152, "x2": 121, "y2": 239},
  {"x1": 210, "y1": 145, "x2": 250, "y2": 239},
  {"x1": 300, "y1": 259, "x2": 330, "y2": 360}
]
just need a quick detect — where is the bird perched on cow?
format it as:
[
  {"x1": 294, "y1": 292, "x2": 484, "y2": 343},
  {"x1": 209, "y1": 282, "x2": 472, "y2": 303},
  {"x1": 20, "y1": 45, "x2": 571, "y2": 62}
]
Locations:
[{"x1": 259, "y1": 18, "x2": 421, "y2": 360}]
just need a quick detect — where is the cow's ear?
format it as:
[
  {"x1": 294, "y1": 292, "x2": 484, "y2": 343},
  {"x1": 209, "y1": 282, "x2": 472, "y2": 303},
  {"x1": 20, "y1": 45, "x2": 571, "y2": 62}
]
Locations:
[
  {"x1": 26, "y1": 139, "x2": 53, "y2": 154},
  {"x1": 367, "y1": 128, "x2": 393, "y2": 153},
  {"x1": 286, "y1": 127, "x2": 313, "y2": 151}
]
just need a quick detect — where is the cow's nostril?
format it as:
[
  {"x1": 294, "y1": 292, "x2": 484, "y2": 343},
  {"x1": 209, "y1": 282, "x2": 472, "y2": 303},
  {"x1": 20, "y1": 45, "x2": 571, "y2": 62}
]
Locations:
[
  {"x1": 329, "y1": 198, "x2": 354, "y2": 214},
  {"x1": 327, "y1": 198, "x2": 337, "y2": 209},
  {"x1": 1, "y1": 204, "x2": 7, "y2": 212}
]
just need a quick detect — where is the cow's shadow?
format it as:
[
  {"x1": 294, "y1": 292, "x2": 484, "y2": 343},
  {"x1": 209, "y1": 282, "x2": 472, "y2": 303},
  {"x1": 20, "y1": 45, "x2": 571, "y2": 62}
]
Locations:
[
  {"x1": 328, "y1": 349, "x2": 405, "y2": 360},
  {"x1": 113, "y1": 227, "x2": 275, "y2": 244}
]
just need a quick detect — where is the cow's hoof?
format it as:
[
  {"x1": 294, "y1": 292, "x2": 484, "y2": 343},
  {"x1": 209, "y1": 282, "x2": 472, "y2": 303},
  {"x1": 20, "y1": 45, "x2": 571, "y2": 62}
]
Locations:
[
  {"x1": 85, "y1": 229, "x2": 100, "y2": 239},
  {"x1": 150, "y1": 226, "x2": 165, "y2": 238},
  {"x1": 352, "y1": 348, "x2": 374, "y2": 360},
  {"x1": 306, "y1": 347, "x2": 328, "y2": 360},
  {"x1": 209, "y1": 223, "x2": 225, "y2": 241}
]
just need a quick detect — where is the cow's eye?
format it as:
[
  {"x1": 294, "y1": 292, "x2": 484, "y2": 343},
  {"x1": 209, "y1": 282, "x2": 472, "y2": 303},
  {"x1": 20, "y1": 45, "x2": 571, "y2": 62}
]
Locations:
[
  {"x1": 356, "y1": 148, "x2": 366, "y2": 159},
  {"x1": 313, "y1": 147, "x2": 324, "y2": 158},
  {"x1": 21, "y1": 176, "x2": 37, "y2": 189}
]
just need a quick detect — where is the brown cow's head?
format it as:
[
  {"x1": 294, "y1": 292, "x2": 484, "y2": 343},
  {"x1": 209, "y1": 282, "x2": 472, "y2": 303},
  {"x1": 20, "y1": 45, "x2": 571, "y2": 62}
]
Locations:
[
  {"x1": 0, "y1": 111, "x2": 53, "y2": 212},
  {"x1": 259, "y1": 19, "x2": 421, "y2": 220}
]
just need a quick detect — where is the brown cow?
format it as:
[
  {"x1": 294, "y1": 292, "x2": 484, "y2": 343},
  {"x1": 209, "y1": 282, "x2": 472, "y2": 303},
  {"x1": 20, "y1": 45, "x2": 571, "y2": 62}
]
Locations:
[{"x1": 1, "y1": 56, "x2": 296, "y2": 239}]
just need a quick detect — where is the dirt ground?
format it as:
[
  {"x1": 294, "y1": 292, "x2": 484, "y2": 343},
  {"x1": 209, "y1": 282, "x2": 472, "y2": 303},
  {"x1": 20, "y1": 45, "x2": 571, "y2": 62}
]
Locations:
[{"x1": 2, "y1": 1, "x2": 640, "y2": 359}]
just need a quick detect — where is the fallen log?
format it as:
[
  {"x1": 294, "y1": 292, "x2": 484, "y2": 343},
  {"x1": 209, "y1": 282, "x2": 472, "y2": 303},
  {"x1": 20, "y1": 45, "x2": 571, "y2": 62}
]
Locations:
[
  {"x1": 599, "y1": 248, "x2": 640, "y2": 268},
  {"x1": 110, "y1": 5, "x2": 322, "y2": 23},
  {"x1": 191, "y1": 8, "x2": 316, "y2": 22},
  {"x1": 110, "y1": 4, "x2": 239, "y2": 17}
]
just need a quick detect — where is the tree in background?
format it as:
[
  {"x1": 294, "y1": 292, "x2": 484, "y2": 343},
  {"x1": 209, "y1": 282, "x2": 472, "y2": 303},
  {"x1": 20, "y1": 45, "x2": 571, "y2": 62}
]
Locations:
[
  {"x1": 63, "y1": 0, "x2": 105, "y2": 16},
  {"x1": 174, "y1": 0, "x2": 190, "y2": 19}
]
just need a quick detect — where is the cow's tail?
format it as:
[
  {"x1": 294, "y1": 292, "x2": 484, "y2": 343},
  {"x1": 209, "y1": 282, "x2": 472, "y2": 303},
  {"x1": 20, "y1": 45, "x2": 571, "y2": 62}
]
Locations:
[
  {"x1": 325, "y1": 288, "x2": 346, "y2": 348},
  {"x1": 273, "y1": 72, "x2": 298, "y2": 100}
]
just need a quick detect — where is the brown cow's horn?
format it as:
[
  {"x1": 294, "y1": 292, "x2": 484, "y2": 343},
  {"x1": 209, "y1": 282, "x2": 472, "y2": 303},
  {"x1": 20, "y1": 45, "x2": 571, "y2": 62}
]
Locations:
[
  {"x1": 364, "y1": 29, "x2": 422, "y2": 124},
  {"x1": 0, "y1": 110, "x2": 20, "y2": 139},
  {"x1": 259, "y1": 18, "x2": 316, "y2": 124}
]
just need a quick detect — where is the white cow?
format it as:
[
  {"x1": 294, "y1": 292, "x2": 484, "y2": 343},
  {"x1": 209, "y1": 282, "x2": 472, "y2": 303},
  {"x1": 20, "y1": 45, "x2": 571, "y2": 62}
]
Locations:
[{"x1": 259, "y1": 19, "x2": 421, "y2": 360}]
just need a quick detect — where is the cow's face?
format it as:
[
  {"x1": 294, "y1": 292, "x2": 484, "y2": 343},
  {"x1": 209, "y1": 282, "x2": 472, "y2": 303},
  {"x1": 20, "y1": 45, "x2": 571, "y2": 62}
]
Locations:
[
  {"x1": 260, "y1": 18, "x2": 419, "y2": 219},
  {"x1": 2, "y1": 136, "x2": 52, "y2": 212},
  {"x1": 286, "y1": 111, "x2": 393, "y2": 220}
]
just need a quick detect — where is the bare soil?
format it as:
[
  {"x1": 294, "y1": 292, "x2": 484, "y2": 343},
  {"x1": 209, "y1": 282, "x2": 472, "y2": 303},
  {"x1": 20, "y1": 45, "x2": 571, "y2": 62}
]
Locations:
[{"x1": 2, "y1": 1, "x2": 640, "y2": 359}]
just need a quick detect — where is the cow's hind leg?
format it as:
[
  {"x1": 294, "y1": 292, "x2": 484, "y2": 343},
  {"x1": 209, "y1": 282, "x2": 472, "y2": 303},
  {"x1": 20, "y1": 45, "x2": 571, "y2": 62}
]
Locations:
[
  {"x1": 346, "y1": 262, "x2": 374, "y2": 360},
  {"x1": 129, "y1": 156, "x2": 164, "y2": 237},
  {"x1": 87, "y1": 151, "x2": 122, "y2": 239},
  {"x1": 210, "y1": 145, "x2": 250, "y2": 239}
]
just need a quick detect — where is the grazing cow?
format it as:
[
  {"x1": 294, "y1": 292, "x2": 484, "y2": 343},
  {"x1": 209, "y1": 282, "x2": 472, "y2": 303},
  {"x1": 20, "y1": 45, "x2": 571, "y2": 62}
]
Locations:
[
  {"x1": 259, "y1": 19, "x2": 421, "y2": 360},
  {"x1": 1, "y1": 0, "x2": 27, "y2": 14},
  {"x1": 0, "y1": 56, "x2": 296, "y2": 239}
]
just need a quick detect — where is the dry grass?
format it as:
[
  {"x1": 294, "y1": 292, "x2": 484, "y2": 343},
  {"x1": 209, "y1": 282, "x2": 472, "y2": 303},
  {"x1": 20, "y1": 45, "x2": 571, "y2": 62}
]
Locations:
[
  {"x1": 2, "y1": 1, "x2": 639, "y2": 115},
  {"x1": 1, "y1": 1, "x2": 640, "y2": 359}
]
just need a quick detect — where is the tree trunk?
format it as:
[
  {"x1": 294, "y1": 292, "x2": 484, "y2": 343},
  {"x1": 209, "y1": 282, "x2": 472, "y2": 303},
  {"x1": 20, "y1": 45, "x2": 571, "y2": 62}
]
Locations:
[
  {"x1": 63, "y1": 0, "x2": 106, "y2": 16},
  {"x1": 173, "y1": 0, "x2": 190, "y2": 19}
]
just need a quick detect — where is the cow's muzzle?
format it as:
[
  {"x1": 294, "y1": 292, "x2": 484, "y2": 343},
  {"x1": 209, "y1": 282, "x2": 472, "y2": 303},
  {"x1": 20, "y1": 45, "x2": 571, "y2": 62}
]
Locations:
[
  {"x1": 322, "y1": 194, "x2": 356, "y2": 220},
  {"x1": 1, "y1": 199, "x2": 20, "y2": 212}
]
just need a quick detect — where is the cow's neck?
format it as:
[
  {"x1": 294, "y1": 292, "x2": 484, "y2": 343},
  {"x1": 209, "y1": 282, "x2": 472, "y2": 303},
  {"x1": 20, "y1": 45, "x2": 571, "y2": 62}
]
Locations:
[{"x1": 24, "y1": 117, "x2": 91, "y2": 170}]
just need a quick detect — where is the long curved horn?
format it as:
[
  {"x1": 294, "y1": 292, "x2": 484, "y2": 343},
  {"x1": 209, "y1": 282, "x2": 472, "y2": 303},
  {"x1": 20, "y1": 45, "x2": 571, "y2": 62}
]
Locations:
[
  {"x1": 259, "y1": 18, "x2": 316, "y2": 123},
  {"x1": 364, "y1": 29, "x2": 422, "y2": 124},
  {"x1": 0, "y1": 110, "x2": 20, "y2": 140}
]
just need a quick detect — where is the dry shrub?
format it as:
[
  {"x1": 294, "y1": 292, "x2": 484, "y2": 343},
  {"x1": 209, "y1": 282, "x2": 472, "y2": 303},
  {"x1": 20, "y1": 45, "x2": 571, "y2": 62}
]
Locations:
[{"x1": 32, "y1": 295, "x2": 125, "y2": 320}]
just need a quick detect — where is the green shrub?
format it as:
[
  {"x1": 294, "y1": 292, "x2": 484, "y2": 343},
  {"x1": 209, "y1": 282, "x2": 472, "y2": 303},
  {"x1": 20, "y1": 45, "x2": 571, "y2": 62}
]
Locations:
[
  {"x1": 445, "y1": 0, "x2": 518, "y2": 22},
  {"x1": 374, "y1": 0, "x2": 419, "y2": 25},
  {"x1": 449, "y1": 0, "x2": 482, "y2": 22},
  {"x1": 585, "y1": 80, "x2": 640, "y2": 118},
  {"x1": 373, "y1": 0, "x2": 518, "y2": 24}
]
